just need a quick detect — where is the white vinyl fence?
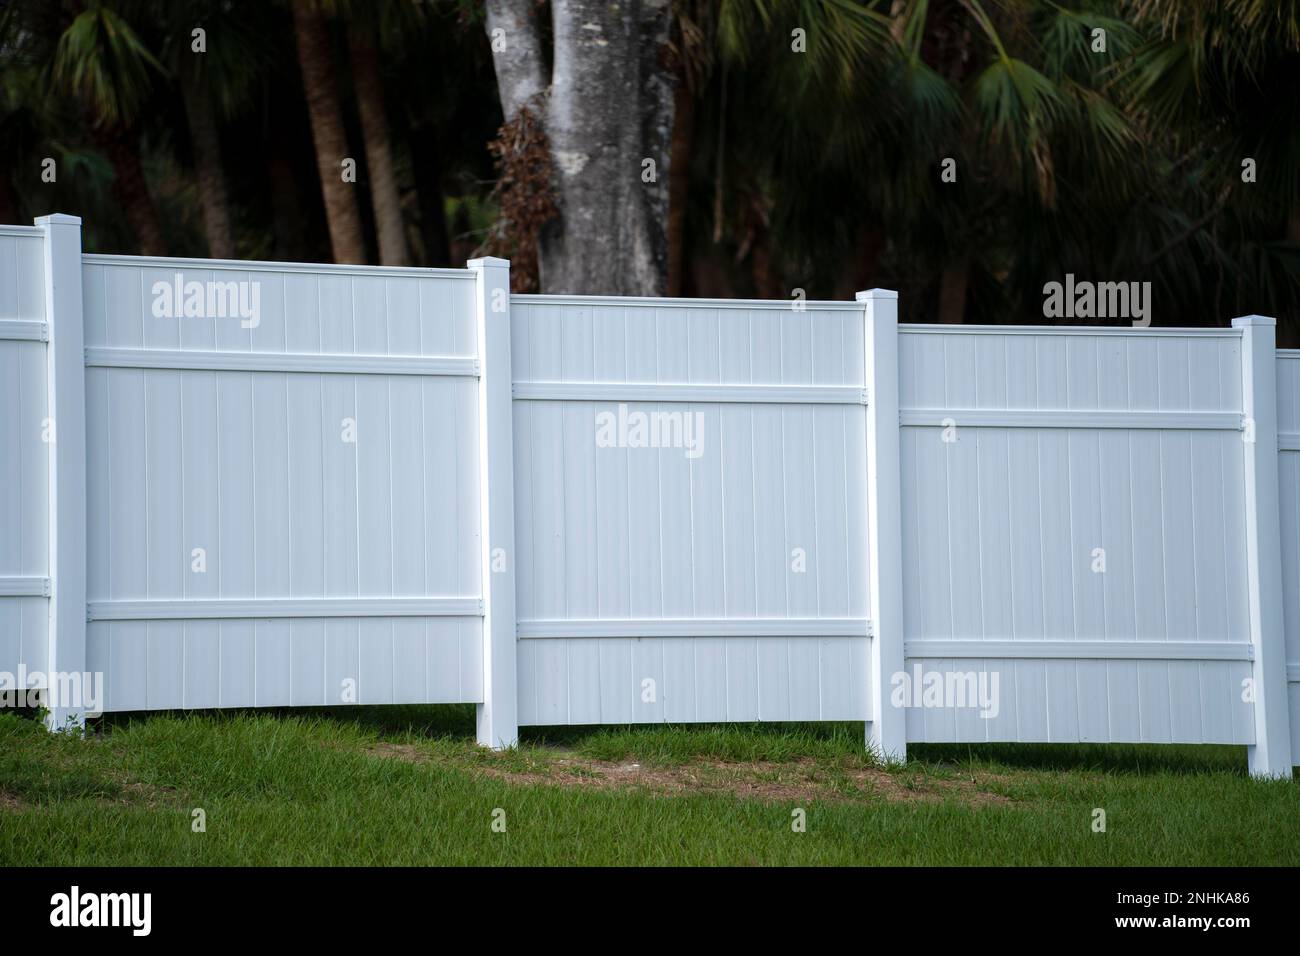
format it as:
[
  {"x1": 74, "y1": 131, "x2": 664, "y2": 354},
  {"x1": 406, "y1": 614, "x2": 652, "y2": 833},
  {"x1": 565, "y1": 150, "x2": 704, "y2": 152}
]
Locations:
[
  {"x1": 0, "y1": 214, "x2": 1295, "y2": 778},
  {"x1": 1278, "y1": 350, "x2": 1300, "y2": 766}
]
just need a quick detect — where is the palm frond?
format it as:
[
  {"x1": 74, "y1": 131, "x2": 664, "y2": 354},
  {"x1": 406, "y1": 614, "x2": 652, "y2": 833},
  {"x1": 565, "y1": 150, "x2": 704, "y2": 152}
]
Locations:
[{"x1": 53, "y1": 1, "x2": 163, "y2": 128}]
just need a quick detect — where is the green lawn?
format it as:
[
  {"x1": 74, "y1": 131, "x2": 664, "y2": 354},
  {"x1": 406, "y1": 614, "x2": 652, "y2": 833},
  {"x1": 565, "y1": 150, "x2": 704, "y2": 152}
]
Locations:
[{"x1": 1, "y1": 706, "x2": 1296, "y2": 866}]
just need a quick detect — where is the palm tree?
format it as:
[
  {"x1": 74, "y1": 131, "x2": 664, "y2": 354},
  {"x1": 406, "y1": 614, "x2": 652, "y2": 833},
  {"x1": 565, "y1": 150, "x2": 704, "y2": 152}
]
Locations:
[
  {"x1": 346, "y1": 3, "x2": 420, "y2": 266},
  {"x1": 701, "y1": 0, "x2": 897, "y2": 297},
  {"x1": 51, "y1": 0, "x2": 167, "y2": 255},
  {"x1": 389, "y1": 2, "x2": 500, "y2": 268},
  {"x1": 690, "y1": 0, "x2": 1154, "y2": 322},
  {"x1": 0, "y1": 2, "x2": 49, "y2": 224},
  {"x1": 1121, "y1": 0, "x2": 1300, "y2": 338},
  {"x1": 180, "y1": 69, "x2": 233, "y2": 257},
  {"x1": 664, "y1": 6, "x2": 703, "y2": 296},
  {"x1": 880, "y1": 0, "x2": 1150, "y2": 322},
  {"x1": 290, "y1": 0, "x2": 366, "y2": 263},
  {"x1": 158, "y1": 0, "x2": 273, "y2": 259}
]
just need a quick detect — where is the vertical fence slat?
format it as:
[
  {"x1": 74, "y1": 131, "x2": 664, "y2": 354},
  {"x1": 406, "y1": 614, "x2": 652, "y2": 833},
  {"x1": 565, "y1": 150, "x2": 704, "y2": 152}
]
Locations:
[
  {"x1": 38, "y1": 214, "x2": 87, "y2": 731},
  {"x1": 859, "y1": 289, "x2": 906, "y2": 761},
  {"x1": 1235, "y1": 315, "x2": 1293, "y2": 777},
  {"x1": 470, "y1": 257, "x2": 518, "y2": 748}
]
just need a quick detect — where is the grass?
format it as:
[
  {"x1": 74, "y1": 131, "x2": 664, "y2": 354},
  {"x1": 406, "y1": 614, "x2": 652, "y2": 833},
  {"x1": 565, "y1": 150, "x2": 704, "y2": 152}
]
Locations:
[{"x1": 1, "y1": 705, "x2": 1296, "y2": 866}]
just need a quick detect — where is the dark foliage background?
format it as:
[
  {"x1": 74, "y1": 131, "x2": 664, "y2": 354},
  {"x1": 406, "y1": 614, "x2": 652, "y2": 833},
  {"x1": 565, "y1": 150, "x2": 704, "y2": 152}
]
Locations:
[{"x1": 1, "y1": 0, "x2": 1297, "y2": 342}]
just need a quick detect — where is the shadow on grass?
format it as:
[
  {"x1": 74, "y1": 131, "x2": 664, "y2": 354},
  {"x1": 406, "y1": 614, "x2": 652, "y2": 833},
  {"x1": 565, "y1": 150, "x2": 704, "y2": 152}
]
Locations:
[
  {"x1": 910, "y1": 741, "x2": 1251, "y2": 776},
  {"x1": 81, "y1": 706, "x2": 1261, "y2": 777},
  {"x1": 92, "y1": 703, "x2": 477, "y2": 741}
]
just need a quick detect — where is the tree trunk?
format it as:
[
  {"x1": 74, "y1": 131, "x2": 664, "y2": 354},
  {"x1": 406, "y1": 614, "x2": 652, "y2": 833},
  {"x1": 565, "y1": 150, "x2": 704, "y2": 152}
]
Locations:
[
  {"x1": 410, "y1": 125, "x2": 451, "y2": 266},
  {"x1": 937, "y1": 258, "x2": 970, "y2": 324},
  {"x1": 349, "y1": 30, "x2": 408, "y2": 266},
  {"x1": 96, "y1": 127, "x2": 165, "y2": 256},
  {"x1": 639, "y1": 0, "x2": 675, "y2": 288},
  {"x1": 180, "y1": 72, "x2": 235, "y2": 259},
  {"x1": 483, "y1": 0, "x2": 675, "y2": 293},
  {"x1": 291, "y1": 0, "x2": 366, "y2": 264},
  {"x1": 750, "y1": 234, "x2": 779, "y2": 299},
  {"x1": 541, "y1": 0, "x2": 674, "y2": 294},
  {"x1": 665, "y1": 48, "x2": 694, "y2": 296},
  {"x1": 268, "y1": 148, "x2": 306, "y2": 261},
  {"x1": 690, "y1": 250, "x2": 735, "y2": 299},
  {"x1": 484, "y1": 0, "x2": 548, "y2": 122},
  {"x1": 834, "y1": 222, "x2": 886, "y2": 299}
]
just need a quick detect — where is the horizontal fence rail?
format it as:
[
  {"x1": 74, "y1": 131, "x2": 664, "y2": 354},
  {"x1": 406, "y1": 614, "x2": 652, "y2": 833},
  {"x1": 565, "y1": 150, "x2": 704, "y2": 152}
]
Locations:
[
  {"x1": 0, "y1": 577, "x2": 50, "y2": 597},
  {"x1": 85, "y1": 598, "x2": 484, "y2": 622},
  {"x1": 512, "y1": 382, "x2": 866, "y2": 404},
  {"x1": 84, "y1": 347, "x2": 479, "y2": 377},
  {"x1": 899, "y1": 409, "x2": 1243, "y2": 430},
  {"x1": 516, "y1": 618, "x2": 873, "y2": 639},
  {"x1": 904, "y1": 640, "x2": 1254, "y2": 661},
  {"x1": 0, "y1": 319, "x2": 47, "y2": 341}
]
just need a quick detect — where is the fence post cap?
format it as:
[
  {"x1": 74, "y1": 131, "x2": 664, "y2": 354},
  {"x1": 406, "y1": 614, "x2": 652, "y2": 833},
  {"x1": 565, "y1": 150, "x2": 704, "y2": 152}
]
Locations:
[
  {"x1": 1231, "y1": 314, "x2": 1275, "y2": 327},
  {"x1": 35, "y1": 213, "x2": 82, "y2": 226},
  {"x1": 467, "y1": 256, "x2": 511, "y2": 270},
  {"x1": 855, "y1": 288, "x2": 898, "y2": 301}
]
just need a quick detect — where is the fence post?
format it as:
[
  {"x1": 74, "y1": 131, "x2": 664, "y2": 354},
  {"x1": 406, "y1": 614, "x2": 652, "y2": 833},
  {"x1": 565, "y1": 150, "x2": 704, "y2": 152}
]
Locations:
[
  {"x1": 37, "y1": 214, "x2": 87, "y2": 733},
  {"x1": 859, "y1": 289, "x2": 907, "y2": 762},
  {"x1": 469, "y1": 257, "x2": 519, "y2": 749},
  {"x1": 1235, "y1": 315, "x2": 1293, "y2": 778}
]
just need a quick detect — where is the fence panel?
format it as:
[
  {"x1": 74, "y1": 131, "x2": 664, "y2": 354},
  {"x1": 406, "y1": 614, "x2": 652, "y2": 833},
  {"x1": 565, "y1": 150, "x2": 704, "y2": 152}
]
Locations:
[
  {"x1": 897, "y1": 325, "x2": 1255, "y2": 744},
  {"x1": 1278, "y1": 350, "x2": 1300, "y2": 754},
  {"x1": 0, "y1": 226, "x2": 50, "y2": 683},
  {"x1": 508, "y1": 295, "x2": 873, "y2": 725},
  {"x1": 78, "y1": 254, "x2": 486, "y2": 712}
]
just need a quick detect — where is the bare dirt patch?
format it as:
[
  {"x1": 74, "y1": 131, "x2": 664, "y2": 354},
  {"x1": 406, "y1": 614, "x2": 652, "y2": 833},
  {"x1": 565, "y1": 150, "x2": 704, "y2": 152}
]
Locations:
[
  {"x1": 365, "y1": 743, "x2": 1013, "y2": 809},
  {"x1": 369, "y1": 742, "x2": 430, "y2": 763},
  {"x1": 100, "y1": 769, "x2": 180, "y2": 809},
  {"x1": 0, "y1": 789, "x2": 24, "y2": 811}
]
